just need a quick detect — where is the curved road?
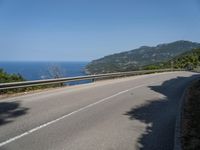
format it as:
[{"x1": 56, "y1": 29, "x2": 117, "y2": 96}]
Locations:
[{"x1": 0, "y1": 71, "x2": 199, "y2": 150}]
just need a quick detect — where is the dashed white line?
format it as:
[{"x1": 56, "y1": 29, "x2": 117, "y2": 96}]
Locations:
[{"x1": 0, "y1": 82, "x2": 157, "y2": 147}]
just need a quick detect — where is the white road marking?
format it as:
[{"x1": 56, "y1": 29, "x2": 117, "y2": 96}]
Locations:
[
  {"x1": 0, "y1": 81, "x2": 156, "y2": 147},
  {"x1": 1, "y1": 71, "x2": 175, "y2": 102}
]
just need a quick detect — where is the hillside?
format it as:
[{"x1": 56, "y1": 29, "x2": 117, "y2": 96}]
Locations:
[
  {"x1": 85, "y1": 40, "x2": 200, "y2": 74},
  {"x1": 172, "y1": 48, "x2": 200, "y2": 69},
  {"x1": 143, "y1": 48, "x2": 200, "y2": 70}
]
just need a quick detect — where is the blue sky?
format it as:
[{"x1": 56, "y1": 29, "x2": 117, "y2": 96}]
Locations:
[{"x1": 0, "y1": 0, "x2": 200, "y2": 61}]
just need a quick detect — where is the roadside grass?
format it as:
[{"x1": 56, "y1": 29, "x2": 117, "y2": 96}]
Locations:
[
  {"x1": 182, "y1": 79, "x2": 200, "y2": 150},
  {"x1": 0, "y1": 83, "x2": 64, "y2": 96}
]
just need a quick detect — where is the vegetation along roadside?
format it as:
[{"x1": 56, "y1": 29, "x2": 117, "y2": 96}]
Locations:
[{"x1": 182, "y1": 79, "x2": 200, "y2": 150}]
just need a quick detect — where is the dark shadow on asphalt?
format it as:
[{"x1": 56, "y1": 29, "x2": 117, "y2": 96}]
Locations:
[
  {"x1": 125, "y1": 74, "x2": 200, "y2": 150},
  {"x1": 0, "y1": 101, "x2": 29, "y2": 126}
]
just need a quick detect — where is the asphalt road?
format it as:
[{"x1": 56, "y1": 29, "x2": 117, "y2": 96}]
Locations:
[{"x1": 0, "y1": 71, "x2": 199, "y2": 150}]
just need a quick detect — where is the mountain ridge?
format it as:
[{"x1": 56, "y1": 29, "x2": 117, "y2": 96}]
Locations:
[{"x1": 85, "y1": 40, "x2": 200, "y2": 74}]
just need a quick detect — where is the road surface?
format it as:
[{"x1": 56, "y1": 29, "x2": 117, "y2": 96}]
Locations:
[{"x1": 0, "y1": 71, "x2": 199, "y2": 150}]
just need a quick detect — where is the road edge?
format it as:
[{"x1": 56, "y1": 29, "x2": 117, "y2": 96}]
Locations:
[
  {"x1": 173, "y1": 87, "x2": 187, "y2": 150},
  {"x1": 173, "y1": 79, "x2": 198, "y2": 150}
]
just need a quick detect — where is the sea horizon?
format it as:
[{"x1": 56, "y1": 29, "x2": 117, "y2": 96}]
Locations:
[
  {"x1": 0, "y1": 61, "x2": 90, "y2": 84},
  {"x1": 0, "y1": 60, "x2": 90, "y2": 63}
]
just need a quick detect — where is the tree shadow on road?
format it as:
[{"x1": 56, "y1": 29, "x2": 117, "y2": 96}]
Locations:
[
  {"x1": 124, "y1": 74, "x2": 200, "y2": 150},
  {"x1": 0, "y1": 101, "x2": 29, "y2": 126}
]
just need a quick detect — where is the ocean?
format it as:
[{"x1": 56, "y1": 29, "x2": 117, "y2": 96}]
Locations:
[{"x1": 0, "y1": 61, "x2": 90, "y2": 85}]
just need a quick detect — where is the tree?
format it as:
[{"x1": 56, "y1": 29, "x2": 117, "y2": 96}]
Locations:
[
  {"x1": 47, "y1": 65, "x2": 64, "y2": 79},
  {"x1": 47, "y1": 64, "x2": 66, "y2": 86}
]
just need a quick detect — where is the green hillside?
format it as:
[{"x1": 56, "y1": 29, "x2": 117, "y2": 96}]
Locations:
[
  {"x1": 171, "y1": 48, "x2": 200, "y2": 69},
  {"x1": 86, "y1": 40, "x2": 200, "y2": 74},
  {"x1": 144, "y1": 48, "x2": 200, "y2": 70}
]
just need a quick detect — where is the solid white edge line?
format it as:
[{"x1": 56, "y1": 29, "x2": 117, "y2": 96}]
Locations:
[{"x1": 0, "y1": 82, "x2": 155, "y2": 147}]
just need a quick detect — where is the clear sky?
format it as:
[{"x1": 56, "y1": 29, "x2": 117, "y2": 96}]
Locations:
[{"x1": 0, "y1": 0, "x2": 200, "y2": 61}]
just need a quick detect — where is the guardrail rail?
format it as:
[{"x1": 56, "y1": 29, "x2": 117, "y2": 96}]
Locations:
[{"x1": 0, "y1": 69, "x2": 182, "y2": 90}]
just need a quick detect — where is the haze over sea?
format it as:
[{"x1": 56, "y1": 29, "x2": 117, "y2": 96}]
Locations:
[{"x1": 0, "y1": 61, "x2": 88, "y2": 82}]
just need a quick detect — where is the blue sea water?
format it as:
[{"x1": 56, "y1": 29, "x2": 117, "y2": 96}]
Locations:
[{"x1": 0, "y1": 61, "x2": 90, "y2": 85}]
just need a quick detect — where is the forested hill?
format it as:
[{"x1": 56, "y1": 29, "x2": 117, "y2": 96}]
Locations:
[
  {"x1": 171, "y1": 48, "x2": 200, "y2": 69},
  {"x1": 144, "y1": 48, "x2": 200, "y2": 70},
  {"x1": 85, "y1": 40, "x2": 200, "y2": 74}
]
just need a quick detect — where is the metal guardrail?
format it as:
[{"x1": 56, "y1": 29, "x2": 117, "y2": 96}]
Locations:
[{"x1": 0, "y1": 69, "x2": 181, "y2": 90}]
